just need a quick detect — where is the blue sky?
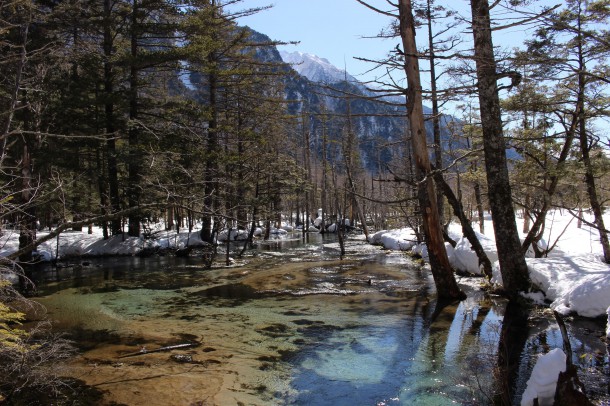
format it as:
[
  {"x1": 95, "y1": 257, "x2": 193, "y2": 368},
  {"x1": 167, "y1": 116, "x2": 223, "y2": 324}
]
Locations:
[
  {"x1": 228, "y1": 1, "x2": 552, "y2": 82},
  {"x1": 228, "y1": 0, "x2": 401, "y2": 82}
]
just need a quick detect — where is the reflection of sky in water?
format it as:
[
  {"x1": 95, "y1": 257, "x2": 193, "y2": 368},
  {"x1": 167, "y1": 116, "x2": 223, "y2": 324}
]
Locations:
[{"x1": 286, "y1": 295, "x2": 502, "y2": 405}]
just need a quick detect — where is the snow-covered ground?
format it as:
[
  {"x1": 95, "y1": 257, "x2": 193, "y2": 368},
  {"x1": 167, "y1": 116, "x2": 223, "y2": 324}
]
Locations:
[
  {"x1": 368, "y1": 210, "x2": 610, "y2": 319},
  {"x1": 1, "y1": 210, "x2": 609, "y2": 319},
  {"x1": 0, "y1": 225, "x2": 207, "y2": 261}
]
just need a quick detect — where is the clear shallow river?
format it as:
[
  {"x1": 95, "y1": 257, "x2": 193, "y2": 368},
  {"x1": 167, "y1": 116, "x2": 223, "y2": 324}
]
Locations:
[{"x1": 26, "y1": 233, "x2": 609, "y2": 405}]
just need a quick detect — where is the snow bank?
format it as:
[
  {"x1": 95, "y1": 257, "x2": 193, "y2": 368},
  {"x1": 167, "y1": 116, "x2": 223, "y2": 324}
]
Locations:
[
  {"x1": 368, "y1": 228, "x2": 417, "y2": 251},
  {"x1": 0, "y1": 227, "x2": 210, "y2": 261},
  {"x1": 451, "y1": 231, "x2": 498, "y2": 275},
  {"x1": 521, "y1": 348, "x2": 566, "y2": 406},
  {"x1": 411, "y1": 242, "x2": 428, "y2": 259},
  {"x1": 217, "y1": 229, "x2": 249, "y2": 242},
  {"x1": 366, "y1": 210, "x2": 610, "y2": 318},
  {"x1": 526, "y1": 256, "x2": 610, "y2": 317}
]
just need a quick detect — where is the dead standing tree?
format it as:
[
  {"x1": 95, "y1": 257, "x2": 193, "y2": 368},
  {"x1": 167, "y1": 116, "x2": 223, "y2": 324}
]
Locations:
[{"x1": 397, "y1": 0, "x2": 464, "y2": 300}]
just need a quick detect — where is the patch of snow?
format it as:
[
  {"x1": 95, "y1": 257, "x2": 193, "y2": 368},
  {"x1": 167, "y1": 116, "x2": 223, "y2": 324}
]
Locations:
[
  {"x1": 521, "y1": 291, "x2": 546, "y2": 305},
  {"x1": 521, "y1": 348, "x2": 566, "y2": 406},
  {"x1": 368, "y1": 228, "x2": 417, "y2": 251},
  {"x1": 217, "y1": 229, "x2": 249, "y2": 242},
  {"x1": 411, "y1": 243, "x2": 428, "y2": 259},
  {"x1": 269, "y1": 228, "x2": 288, "y2": 236},
  {"x1": 451, "y1": 231, "x2": 498, "y2": 275},
  {"x1": 526, "y1": 256, "x2": 610, "y2": 317}
]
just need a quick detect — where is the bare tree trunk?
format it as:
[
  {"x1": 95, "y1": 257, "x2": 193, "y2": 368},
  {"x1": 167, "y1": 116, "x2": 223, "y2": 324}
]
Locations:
[
  {"x1": 426, "y1": 0, "x2": 445, "y2": 226},
  {"x1": 474, "y1": 181, "x2": 485, "y2": 234},
  {"x1": 321, "y1": 112, "x2": 328, "y2": 234},
  {"x1": 470, "y1": 0, "x2": 530, "y2": 296},
  {"x1": 331, "y1": 163, "x2": 345, "y2": 258},
  {"x1": 201, "y1": 56, "x2": 219, "y2": 243},
  {"x1": 240, "y1": 182, "x2": 259, "y2": 256},
  {"x1": 303, "y1": 112, "x2": 312, "y2": 236},
  {"x1": 397, "y1": 0, "x2": 464, "y2": 300},
  {"x1": 18, "y1": 136, "x2": 36, "y2": 264},
  {"x1": 127, "y1": 0, "x2": 141, "y2": 237},
  {"x1": 344, "y1": 90, "x2": 369, "y2": 239},
  {"x1": 103, "y1": 0, "x2": 122, "y2": 236},
  {"x1": 433, "y1": 170, "x2": 493, "y2": 278},
  {"x1": 96, "y1": 146, "x2": 109, "y2": 239},
  {"x1": 522, "y1": 195, "x2": 530, "y2": 234}
]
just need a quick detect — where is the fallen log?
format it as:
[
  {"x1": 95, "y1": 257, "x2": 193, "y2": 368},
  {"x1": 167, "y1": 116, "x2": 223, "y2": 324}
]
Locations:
[{"x1": 118, "y1": 342, "x2": 198, "y2": 359}]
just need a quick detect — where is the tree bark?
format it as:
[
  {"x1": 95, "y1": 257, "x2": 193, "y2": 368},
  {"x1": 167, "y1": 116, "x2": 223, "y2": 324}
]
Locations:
[
  {"x1": 103, "y1": 0, "x2": 122, "y2": 236},
  {"x1": 470, "y1": 0, "x2": 530, "y2": 296},
  {"x1": 127, "y1": 0, "x2": 141, "y2": 237},
  {"x1": 426, "y1": 0, "x2": 445, "y2": 227},
  {"x1": 201, "y1": 49, "x2": 219, "y2": 243},
  {"x1": 433, "y1": 169, "x2": 493, "y2": 278},
  {"x1": 397, "y1": 0, "x2": 464, "y2": 300}
]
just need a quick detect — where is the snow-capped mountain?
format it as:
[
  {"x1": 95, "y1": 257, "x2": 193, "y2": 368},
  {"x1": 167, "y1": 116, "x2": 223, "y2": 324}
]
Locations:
[{"x1": 280, "y1": 51, "x2": 358, "y2": 84}]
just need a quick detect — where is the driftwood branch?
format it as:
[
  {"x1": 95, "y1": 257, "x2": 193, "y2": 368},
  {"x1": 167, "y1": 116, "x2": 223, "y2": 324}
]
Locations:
[{"x1": 118, "y1": 343, "x2": 198, "y2": 359}]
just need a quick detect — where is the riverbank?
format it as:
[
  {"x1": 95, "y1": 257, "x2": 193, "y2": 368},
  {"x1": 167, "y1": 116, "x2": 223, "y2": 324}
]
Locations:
[
  {"x1": 2, "y1": 209, "x2": 610, "y2": 320},
  {"x1": 369, "y1": 210, "x2": 610, "y2": 319}
]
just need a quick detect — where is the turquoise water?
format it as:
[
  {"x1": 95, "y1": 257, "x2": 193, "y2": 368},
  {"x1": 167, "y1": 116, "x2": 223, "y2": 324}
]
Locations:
[{"x1": 28, "y1": 234, "x2": 609, "y2": 405}]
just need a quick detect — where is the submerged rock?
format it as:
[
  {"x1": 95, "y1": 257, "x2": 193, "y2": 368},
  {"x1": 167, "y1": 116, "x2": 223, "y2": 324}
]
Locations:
[{"x1": 170, "y1": 354, "x2": 193, "y2": 363}]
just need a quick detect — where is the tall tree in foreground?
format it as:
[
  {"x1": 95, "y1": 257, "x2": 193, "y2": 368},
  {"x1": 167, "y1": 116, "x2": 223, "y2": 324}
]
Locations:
[
  {"x1": 397, "y1": 0, "x2": 464, "y2": 300},
  {"x1": 470, "y1": 0, "x2": 530, "y2": 295}
]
